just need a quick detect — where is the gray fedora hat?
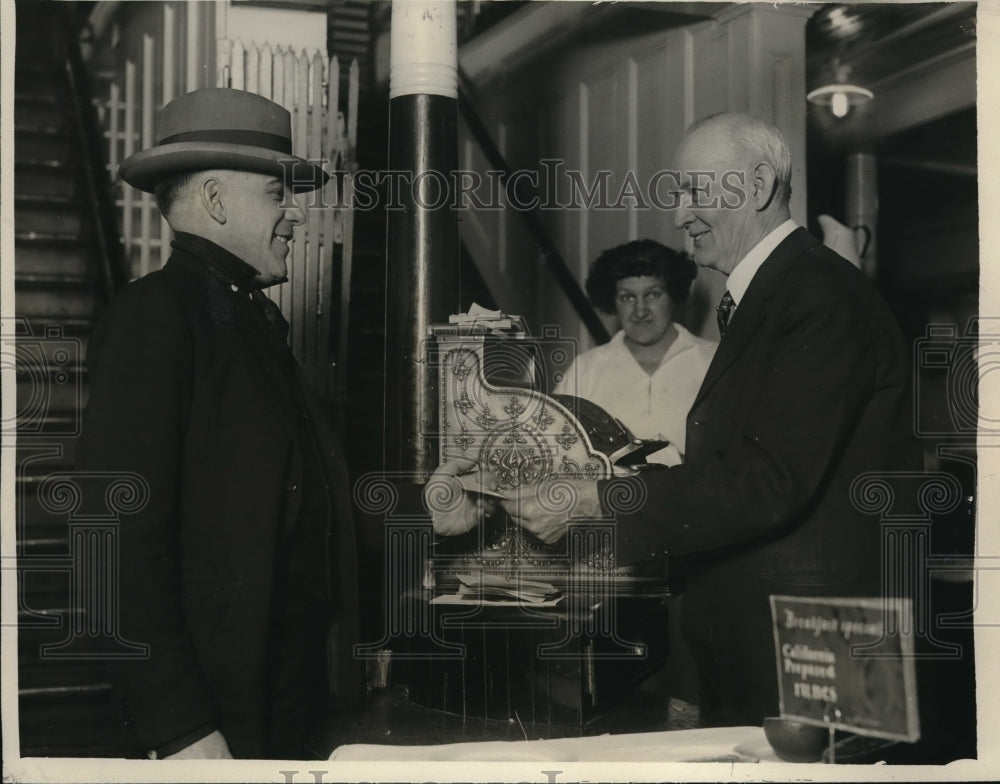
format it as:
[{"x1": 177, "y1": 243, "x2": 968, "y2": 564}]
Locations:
[{"x1": 119, "y1": 88, "x2": 329, "y2": 193}]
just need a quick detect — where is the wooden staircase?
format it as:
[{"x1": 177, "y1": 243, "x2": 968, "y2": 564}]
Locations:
[{"x1": 14, "y1": 0, "x2": 126, "y2": 758}]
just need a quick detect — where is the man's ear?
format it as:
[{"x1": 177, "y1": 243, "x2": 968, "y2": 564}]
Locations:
[
  {"x1": 751, "y1": 162, "x2": 779, "y2": 211},
  {"x1": 199, "y1": 177, "x2": 227, "y2": 224}
]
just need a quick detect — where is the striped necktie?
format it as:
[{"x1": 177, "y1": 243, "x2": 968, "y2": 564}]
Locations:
[{"x1": 716, "y1": 290, "x2": 735, "y2": 337}]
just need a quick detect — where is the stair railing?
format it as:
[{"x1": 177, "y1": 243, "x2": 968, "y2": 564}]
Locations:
[
  {"x1": 457, "y1": 67, "x2": 610, "y2": 345},
  {"x1": 63, "y1": 5, "x2": 130, "y2": 300}
]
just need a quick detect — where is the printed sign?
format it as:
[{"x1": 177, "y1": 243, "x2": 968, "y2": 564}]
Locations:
[{"x1": 769, "y1": 595, "x2": 920, "y2": 742}]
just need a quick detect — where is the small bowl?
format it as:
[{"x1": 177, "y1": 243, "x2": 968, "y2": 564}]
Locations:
[{"x1": 763, "y1": 716, "x2": 829, "y2": 763}]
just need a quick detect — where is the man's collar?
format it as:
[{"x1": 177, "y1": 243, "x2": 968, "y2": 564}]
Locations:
[
  {"x1": 171, "y1": 231, "x2": 263, "y2": 291},
  {"x1": 726, "y1": 219, "x2": 797, "y2": 305}
]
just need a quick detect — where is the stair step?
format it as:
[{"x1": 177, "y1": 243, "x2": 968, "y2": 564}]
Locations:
[
  {"x1": 16, "y1": 229, "x2": 87, "y2": 243},
  {"x1": 19, "y1": 662, "x2": 115, "y2": 706},
  {"x1": 16, "y1": 157, "x2": 77, "y2": 171},
  {"x1": 15, "y1": 61, "x2": 62, "y2": 76},
  {"x1": 15, "y1": 527, "x2": 71, "y2": 554},
  {"x1": 18, "y1": 688, "x2": 125, "y2": 758},
  {"x1": 15, "y1": 205, "x2": 85, "y2": 238},
  {"x1": 16, "y1": 432, "x2": 82, "y2": 468},
  {"x1": 17, "y1": 566, "x2": 71, "y2": 613},
  {"x1": 18, "y1": 607, "x2": 83, "y2": 658},
  {"x1": 19, "y1": 681, "x2": 114, "y2": 700},
  {"x1": 15, "y1": 128, "x2": 74, "y2": 162},
  {"x1": 15, "y1": 91, "x2": 65, "y2": 106},
  {"x1": 8, "y1": 308, "x2": 90, "y2": 424},
  {"x1": 16, "y1": 272, "x2": 93, "y2": 289},
  {"x1": 17, "y1": 475, "x2": 77, "y2": 509},
  {"x1": 17, "y1": 313, "x2": 92, "y2": 331},
  {"x1": 15, "y1": 274, "x2": 97, "y2": 319},
  {"x1": 15, "y1": 192, "x2": 78, "y2": 206},
  {"x1": 16, "y1": 122, "x2": 72, "y2": 138},
  {"x1": 15, "y1": 161, "x2": 79, "y2": 199},
  {"x1": 15, "y1": 412, "x2": 85, "y2": 441},
  {"x1": 17, "y1": 601, "x2": 139, "y2": 660},
  {"x1": 15, "y1": 68, "x2": 64, "y2": 97},
  {"x1": 20, "y1": 664, "x2": 113, "y2": 695},
  {"x1": 17, "y1": 598, "x2": 145, "y2": 663},
  {"x1": 15, "y1": 236, "x2": 93, "y2": 280},
  {"x1": 16, "y1": 367, "x2": 88, "y2": 417},
  {"x1": 15, "y1": 99, "x2": 72, "y2": 131},
  {"x1": 17, "y1": 482, "x2": 130, "y2": 542},
  {"x1": 14, "y1": 315, "x2": 93, "y2": 357}
]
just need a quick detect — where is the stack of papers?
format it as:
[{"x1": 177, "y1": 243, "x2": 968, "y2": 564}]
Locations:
[
  {"x1": 430, "y1": 572, "x2": 562, "y2": 606},
  {"x1": 448, "y1": 303, "x2": 527, "y2": 332}
]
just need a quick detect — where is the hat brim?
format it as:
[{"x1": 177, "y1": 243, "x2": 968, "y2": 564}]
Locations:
[{"x1": 119, "y1": 142, "x2": 330, "y2": 193}]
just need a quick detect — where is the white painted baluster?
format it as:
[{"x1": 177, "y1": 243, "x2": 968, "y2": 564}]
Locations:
[
  {"x1": 230, "y1": 39, "x2": 246, "y2": 91},
  {"x1": 246, "y1": 41, "x2": 260, "y2": 95},
  {"x1": 139, "y1": 34, "x2": 154, "y2": 278},
  {"x1": 123, "y1": 59, "x2": 136, "y2": 279},
  {"x1": 160, "y1": 4, "x2": 176, "y2": 269},
  {"x1": 260, "y1": 44, "x2": 273, "y2": 100}
]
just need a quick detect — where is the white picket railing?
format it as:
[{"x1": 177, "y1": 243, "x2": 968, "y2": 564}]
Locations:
[{"x1": 220, "y1": 39, "x2": 360, "y2": 399}]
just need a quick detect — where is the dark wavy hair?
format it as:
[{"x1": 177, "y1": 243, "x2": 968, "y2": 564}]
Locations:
[{"x1": 584, "y1": 239, "x2": 697, "y2": 314}]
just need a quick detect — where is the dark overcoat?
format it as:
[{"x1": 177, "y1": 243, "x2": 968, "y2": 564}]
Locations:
[
  {"x1": 78, "y1": 234, "x2": 362, "y2": 757},
  {"x1": 607, "y1": 228, "x2": 921, "y2": 724}
]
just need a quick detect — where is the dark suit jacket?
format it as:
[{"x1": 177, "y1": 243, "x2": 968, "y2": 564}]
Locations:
[
  {"x1": 78, "y1": 235, "x2": 362, "y2": 757},
  {"x1": 604, "y1": 228, "x2": 921, "y2": 724}
]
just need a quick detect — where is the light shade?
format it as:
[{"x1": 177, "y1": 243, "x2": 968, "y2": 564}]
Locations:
[{"x1": 807, "y1": 83, "x2": 874, "y2": 118}]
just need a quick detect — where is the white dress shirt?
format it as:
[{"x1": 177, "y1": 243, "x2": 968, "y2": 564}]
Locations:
[{"x1": 726, "y1": 219, "x2": 798, "y2": 308}]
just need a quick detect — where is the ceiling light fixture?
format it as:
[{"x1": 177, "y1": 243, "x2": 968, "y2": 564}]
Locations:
[{"x1": 807, "y1": 64, "x2": 873, "y2": 119}]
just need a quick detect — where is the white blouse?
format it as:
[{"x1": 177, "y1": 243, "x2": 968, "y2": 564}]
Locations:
[{"x1": 554, "y1": 324, "x2": 717, "y2": 466}]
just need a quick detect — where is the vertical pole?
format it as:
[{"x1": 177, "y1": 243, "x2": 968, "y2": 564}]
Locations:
[
  {"x1": 186, "y1": 2, "x2": 200, "y2": 91},
  {"x1": 161, "y1": 5, "x2": 176, "y2": 269},
  {"x1": 139, "y1": 34, "x2": 154, "y2": 279},
  {"x1": 123, "y1": 59, "x2": 136, "y2": 279},
  {"x1": 384, "y1": 0, "x2": 459, "y2": 478},
  {"x1": 846, "y1": 151, "x2": 878, "y2": 279}
]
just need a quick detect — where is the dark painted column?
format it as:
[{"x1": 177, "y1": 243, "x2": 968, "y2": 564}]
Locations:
[{"x1": 384, "y1": 0, "x2": 459, "y2": 479}]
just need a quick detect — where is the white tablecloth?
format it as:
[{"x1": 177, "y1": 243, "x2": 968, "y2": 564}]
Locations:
[{"x1": 329, "y1": 726, "x2": 780, "y2": 762}]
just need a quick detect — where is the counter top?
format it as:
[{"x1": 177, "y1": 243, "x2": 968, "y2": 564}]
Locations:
[{"x1": 329, "y1": 725, "x2": 780, "y2": 762}]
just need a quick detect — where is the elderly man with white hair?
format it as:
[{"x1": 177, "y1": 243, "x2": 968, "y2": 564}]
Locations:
[{"x1": 432, "y1": 112, "x2": 920, "y2": 727}]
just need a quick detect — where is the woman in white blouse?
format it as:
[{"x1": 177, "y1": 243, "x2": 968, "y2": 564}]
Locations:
[{"x1": 555, "y1": 239, "x2": 716, "y2": 466}]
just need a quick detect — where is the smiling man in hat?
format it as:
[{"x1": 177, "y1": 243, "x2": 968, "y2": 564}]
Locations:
[{"x1": 78, "y1": 88, "x2": 362, "y2": 760}]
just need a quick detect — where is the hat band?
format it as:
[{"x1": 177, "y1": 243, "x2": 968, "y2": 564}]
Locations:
[{"x1": 158, "y1": 129, "x2": 293, "y2": 155}]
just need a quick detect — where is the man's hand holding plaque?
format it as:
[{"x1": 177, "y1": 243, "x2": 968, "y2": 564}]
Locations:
[
  {"x1": 500, "y1": 478, "x2": 603, "y2": 545},
  {"x1": 426, "y1": 460, "x2": 603, "y2": 544},
  {"x1": 424, "y1": 458, "x2": 500, "y2": 536}
]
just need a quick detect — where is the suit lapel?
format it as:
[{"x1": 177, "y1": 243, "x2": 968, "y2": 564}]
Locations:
[{"x1": 691, "y1": 228, "x2": 819, "y2": 409}]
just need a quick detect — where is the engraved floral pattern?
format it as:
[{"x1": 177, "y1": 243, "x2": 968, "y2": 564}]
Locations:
[
  {"x1": 533, "y1": 404, "x2": 554, "y2": 431},
  {"x1": 555, "y1": 424, "x2": 578, "y2": 451},
  {"x1": 504, "y1": 396, "x2": 526, "y2": 418}
]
